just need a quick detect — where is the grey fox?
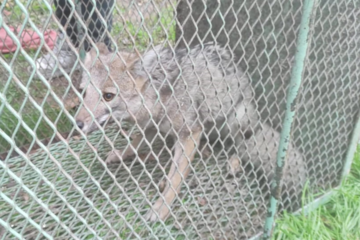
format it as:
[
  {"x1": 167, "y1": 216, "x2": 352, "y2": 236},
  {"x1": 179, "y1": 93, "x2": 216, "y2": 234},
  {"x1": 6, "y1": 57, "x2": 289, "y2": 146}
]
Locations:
[
  {"x1": 75, "y1": 42, "x2": 304, "y2": 221},
  {"x1": 236, "y1": 122, "x2": 306, "y2": 211}
]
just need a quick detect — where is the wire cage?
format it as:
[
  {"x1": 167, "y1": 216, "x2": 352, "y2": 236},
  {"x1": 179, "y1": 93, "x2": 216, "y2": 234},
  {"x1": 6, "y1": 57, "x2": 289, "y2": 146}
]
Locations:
[{"x1": 1, "y1": 0, "x2": 360, "y2": 239}]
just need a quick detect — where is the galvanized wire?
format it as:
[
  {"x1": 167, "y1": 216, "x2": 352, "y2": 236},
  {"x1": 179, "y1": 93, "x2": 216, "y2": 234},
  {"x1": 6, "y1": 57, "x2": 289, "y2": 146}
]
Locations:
[{"x1": 0, "y1": 0, "x2": 360, "y2": 239}]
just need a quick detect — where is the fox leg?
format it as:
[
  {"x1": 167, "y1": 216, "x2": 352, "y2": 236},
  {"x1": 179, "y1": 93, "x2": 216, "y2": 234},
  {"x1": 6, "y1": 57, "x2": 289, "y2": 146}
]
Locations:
[
  {"x1": 105, "y1": 129, "x2": 156, "y2": 164},
  {"x1": 145, "y1": 130, "x2": 201, "y2": 222}
]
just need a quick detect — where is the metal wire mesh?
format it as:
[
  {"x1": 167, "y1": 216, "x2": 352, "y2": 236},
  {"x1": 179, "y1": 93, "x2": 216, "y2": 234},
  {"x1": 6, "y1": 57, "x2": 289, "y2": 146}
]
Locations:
[{"x1": 0, "y1": 0, "x2": 359, "y2": 239}]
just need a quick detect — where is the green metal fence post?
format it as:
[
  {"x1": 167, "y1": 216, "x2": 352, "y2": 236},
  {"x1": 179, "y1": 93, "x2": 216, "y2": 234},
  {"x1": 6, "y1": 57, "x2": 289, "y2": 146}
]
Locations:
[
  {"x1": 262, "y1": 0, "x2": 317, "y2": 238},
  {"x1": 292, "y1": 111, "x2": 360, "y2": 220},
  {"x1": 341, "y1": 111, "x2": 360, "y2": 179}
]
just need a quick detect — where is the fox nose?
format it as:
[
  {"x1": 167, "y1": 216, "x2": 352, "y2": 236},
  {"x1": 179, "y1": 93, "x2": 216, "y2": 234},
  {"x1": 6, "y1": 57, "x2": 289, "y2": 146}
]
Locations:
[{"x1": 76, "y1": 121, "x2": 84, "y2": 129}]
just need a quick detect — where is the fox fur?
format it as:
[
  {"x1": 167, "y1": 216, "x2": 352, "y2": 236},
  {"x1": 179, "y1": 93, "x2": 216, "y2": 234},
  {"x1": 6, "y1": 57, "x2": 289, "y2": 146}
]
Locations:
[
  {"x1": 75, "y1": 42, "x2": 305, "y2": 221},
  {"x1": 236, "y1": 122, "x2": 307, "y2": 211}
]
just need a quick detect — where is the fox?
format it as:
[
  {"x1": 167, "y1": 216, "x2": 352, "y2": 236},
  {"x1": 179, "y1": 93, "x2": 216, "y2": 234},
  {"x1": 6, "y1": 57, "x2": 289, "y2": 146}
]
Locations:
[
  {"x1": 75, "y1": 42, "x2": 259, "y2": 221},
  {"x1": 235, "y1": 122, "x2": 307, "y2": 211}
]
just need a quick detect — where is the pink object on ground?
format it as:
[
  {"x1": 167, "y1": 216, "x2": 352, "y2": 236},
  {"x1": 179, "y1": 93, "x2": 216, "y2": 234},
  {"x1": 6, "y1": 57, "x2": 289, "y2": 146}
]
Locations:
[{"x1": 0, "y1": 26, "x2": 57, "y2": 53}]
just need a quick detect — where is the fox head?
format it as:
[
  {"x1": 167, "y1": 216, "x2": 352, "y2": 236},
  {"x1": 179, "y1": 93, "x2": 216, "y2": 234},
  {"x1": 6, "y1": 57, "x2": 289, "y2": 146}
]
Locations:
[{"x1": 75, "y1": 43, "x2": 146, "y2": 133}]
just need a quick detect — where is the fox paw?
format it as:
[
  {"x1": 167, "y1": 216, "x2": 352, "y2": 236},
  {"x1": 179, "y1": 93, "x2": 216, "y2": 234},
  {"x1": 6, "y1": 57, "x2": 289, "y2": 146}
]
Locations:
[
  {"x1": 145, "y1": 198, "x2": 170, "y2": 222},
  {"x1": 105, "y1": 150, "x2": 123, "y2": 164}
]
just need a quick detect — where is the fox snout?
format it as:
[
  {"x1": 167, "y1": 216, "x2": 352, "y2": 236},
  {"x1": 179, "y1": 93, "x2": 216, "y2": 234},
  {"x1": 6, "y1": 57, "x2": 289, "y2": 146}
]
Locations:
[
  {"x1": 75, "y1": 113, "x2": 109, "y2": 133},
  {"x1": 75, "y1": 104, "x2": 90, "y2": 132},
  {"x1": 75, "y1": 108, "x2": 91, "y2": 133},
  {"x1": 76, "y1": 120, "x2": 84, "y2": 130},
  {"x1": 75, "y1": 103, "x2": 110, "y2": 133}
]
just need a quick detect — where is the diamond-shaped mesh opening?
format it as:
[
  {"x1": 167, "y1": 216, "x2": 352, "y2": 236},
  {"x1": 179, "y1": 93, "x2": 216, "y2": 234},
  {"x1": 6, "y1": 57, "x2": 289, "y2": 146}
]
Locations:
[
  {"x1": 293, "y1": 0, "x2": 360, "y2": 194},
  {"x1": 1, "y1": 0, "x2": 360, "y2": 239}
]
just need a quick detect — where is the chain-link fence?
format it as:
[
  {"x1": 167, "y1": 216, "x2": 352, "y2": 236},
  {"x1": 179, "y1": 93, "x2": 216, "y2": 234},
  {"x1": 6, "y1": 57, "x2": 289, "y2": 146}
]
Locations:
[{"x1": 1, "y1": 0, "x2": 360, "y2": 239}]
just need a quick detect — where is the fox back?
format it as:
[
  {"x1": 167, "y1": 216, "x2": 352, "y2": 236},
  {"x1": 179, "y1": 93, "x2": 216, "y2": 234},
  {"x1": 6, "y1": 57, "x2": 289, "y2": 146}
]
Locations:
[{"x1": 76, "y1": 43, "x2": 258, "y2": 142}]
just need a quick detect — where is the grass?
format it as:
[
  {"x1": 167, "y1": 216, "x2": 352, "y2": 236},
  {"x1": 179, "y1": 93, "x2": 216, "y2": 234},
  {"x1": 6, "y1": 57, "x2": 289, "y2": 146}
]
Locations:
[
  {"x1": 273, "y1": 146, "x2": 360, "y2": 240},
  {"x1": 0, "y1": 94, "x2": 74, "y2": 153},
  {"x1": 112, "y1": 5, "x2": 176, "y2": 51},
  {"x1": 1, "y1": 1, "x2": 360, "y2": 239},
  {"x1": 0, "y1": 0, "x2": 73, "y2": 154},
  {"x1": 0, "y1": 47, "x2": 76, "y2": 154},
  {"x1": 3, "y1": 0, "x2": 56, "y2": 28}
]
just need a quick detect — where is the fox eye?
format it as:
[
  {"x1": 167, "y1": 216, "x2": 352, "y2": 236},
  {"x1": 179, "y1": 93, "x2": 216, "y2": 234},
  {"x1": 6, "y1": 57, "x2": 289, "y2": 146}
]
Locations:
[{"x1": 103, "y1": 93, "x2": 115, "y2": 102}]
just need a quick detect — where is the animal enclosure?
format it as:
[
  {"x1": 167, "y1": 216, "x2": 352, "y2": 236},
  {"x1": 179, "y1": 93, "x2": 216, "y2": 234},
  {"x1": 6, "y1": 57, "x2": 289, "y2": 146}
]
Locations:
[{"x1": 1, "y1": 0, "x2": 360, "y2": 239}]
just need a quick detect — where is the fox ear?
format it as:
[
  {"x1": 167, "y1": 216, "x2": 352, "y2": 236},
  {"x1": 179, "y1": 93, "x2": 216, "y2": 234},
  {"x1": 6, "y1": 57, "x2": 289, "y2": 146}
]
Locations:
[
  {"x1": 134, "y1": 76, "x2": 148, "y2": 93},
  {"x1": 84, "y1": 42, "x2": 110, "y2": 67},
  {"x1": 122, "y1": 50, "x2": 140, "y2": 69},
  {"x1": 124, "y1": 51, "x2": 145, "y2": 92},
  {"x1": 83, "y1": 47, "x2": 97, "y2": 68},
  {"x1": 95, "y1": 42, "x2": 110, "y2": 55},
  {"x1": 84, "y1": 51, "x2": 93, "y2": 68}
]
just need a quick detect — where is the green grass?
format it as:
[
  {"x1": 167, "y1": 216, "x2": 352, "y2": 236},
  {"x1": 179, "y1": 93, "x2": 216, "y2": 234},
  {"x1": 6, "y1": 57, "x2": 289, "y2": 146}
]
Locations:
[
  {"x1": 0, "y1": 45, "x2": 77, "y2": 154},
  {"x1": 0, "y1": 0, "x2": 72, "y2": 154},
  {"x1": 273, "y1": 146, "x2": 360, "y2": 240},
  {"x1": 112, "y1": 5, "x2": 176, "y2": 51},
  {"x1": 1, "y1": 2, "x2": 360, "y2": 238},
  {"x1": 3, "y1": 0, "x2": 55, "y2": 27},
  {"x1": 0, "y1": 78, "x2": 75, "y2": 154}
]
